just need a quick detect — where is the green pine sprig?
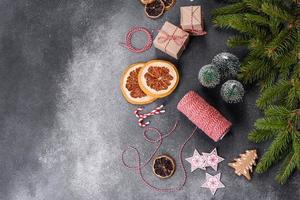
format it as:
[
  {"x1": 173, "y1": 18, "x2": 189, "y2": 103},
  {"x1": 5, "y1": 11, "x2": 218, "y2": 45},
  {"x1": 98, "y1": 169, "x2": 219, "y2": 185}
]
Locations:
[{"x1": 213, "y1": 0, "x2": 300, "y2": 184}]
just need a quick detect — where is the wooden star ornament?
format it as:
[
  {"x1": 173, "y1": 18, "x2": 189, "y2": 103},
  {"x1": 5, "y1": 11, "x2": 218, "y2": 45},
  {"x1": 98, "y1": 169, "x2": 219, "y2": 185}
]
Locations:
[{"x1": 228, "y1": 149, "x2": 258, "y2": 180}]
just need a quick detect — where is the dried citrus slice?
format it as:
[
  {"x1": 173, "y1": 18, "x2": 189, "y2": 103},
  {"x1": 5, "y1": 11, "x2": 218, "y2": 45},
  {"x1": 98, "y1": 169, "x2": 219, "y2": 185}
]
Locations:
[
  {"x1": 144, "y1": 0, "x2": 165, "y2": 19},
  {"x1": 162, "y1": 0, "x2": 176, "y2": 10},
  {"x1": 121, "y1": 63, "x2": 156, "y2": 105},
  {"x1": 138, "y1": 60, "x2": 179, "y2": 98},
  {"x1": 140, "y1": 0, "x2": 155, "y2": 5},
  {"x1": 153, "y1": 155, "x2": 176, "y2": 179}
]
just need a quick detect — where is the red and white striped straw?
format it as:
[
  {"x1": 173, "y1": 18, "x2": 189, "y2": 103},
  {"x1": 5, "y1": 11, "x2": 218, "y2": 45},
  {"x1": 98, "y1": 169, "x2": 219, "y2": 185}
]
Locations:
[{"x1": 134, "y1": 105, "x2": 165, "y2": 127}]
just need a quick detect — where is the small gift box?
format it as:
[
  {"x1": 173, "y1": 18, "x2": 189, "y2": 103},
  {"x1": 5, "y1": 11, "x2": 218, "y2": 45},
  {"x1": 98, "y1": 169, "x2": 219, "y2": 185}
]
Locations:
[
  {"x1": 153, "y1": 21, "x2": 189, "y2": 59},
  {"x1": 180, "y1": 6, "x2": 206, "y2": 36}
]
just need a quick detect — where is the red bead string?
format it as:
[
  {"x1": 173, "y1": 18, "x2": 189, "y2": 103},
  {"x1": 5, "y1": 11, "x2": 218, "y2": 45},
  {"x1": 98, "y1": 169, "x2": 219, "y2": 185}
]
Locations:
[
  {"x1": 119, "y1": 27, "x2": 153, "y2": 53},
  {"x1": 121, "y1": 121, "x2": 198, "y2": 192}
]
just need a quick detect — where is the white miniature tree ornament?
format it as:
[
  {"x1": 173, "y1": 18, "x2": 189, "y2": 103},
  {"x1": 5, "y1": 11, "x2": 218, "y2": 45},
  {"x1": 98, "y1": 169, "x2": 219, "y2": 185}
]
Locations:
[{"x1": 228, "y1": 149, "x2": 258, "y2": 180}]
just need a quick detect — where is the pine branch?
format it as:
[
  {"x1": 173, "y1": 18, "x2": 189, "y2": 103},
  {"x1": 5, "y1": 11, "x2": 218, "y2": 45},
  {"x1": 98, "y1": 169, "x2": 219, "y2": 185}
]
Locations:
[
  {"x1": 292, "y1": 132, "x2": 300, "y2": 170},
  {"x1": 248, "y1": 39, "x2": 269, "y2": 57},
  {"x1": 259, "y1": 70, "x2": 277, "y2": 90},
  {"x1": 266, "y1": 28, "x2": 298, "y2": 58},
  {"x1": 244, "y1": 0, "x2": 262, "y2": 11},
  {"x1": 227, "y1": 35, "x2": 250, "y2": 47},
  {"x1": 213, "y1": 14, "x2": 268, "y2": 38},
  {"x1": 287, "y1": 87, "x2": 299, "y2": 109},
  {"x1": 256, "y1": 131, "x2": 292, "y2": 173},
  {"x1": 213, "y1": 2, "x2": 247, "y2": 16},
  {"x1": 243, "y1": 13, "x2": 270, "y2": 27},
  {"x1": 256, "y1": 80, "x2": 292, "y2": 109},
  {"x1": 275, "y1": 150, "x2": 297, "y2": 184},
  {"x1": 239, "y1": 57, "x2": 273, "y2": 84},
  {"x1": 213, "y1": 0, "x2": 300, "y2": 184},
  {"x1": 255, "y1": 117, "x2": 287, "y2": 131},
  {"x1": 261, "y1": 2, "x2": 294, "y2": 22},
  {"x1": 265, "y1": 106, "x2": 290, "y2": 118},
  {"x1": 248, "y1": 129, "x2": 276, "y2": 142}
]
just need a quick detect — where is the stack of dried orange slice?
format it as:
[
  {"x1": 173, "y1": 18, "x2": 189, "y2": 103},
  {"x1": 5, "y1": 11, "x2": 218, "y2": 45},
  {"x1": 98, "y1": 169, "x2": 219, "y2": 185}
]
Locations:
[{"x1": 121, "y1": 60, "x2": 179, "y2": 105}]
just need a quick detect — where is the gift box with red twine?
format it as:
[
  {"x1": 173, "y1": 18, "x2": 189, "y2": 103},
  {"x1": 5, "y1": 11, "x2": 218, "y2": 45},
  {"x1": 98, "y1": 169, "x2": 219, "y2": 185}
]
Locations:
[
  {"x1": 180, "y1": 6, "x2": 207, "y2": 36},
  {"x1": 153, "y1": 21, "x2": 189, "y2": 59},
  {"x1": 177, "y1": 91, "x2": 232, "y2": 142}
]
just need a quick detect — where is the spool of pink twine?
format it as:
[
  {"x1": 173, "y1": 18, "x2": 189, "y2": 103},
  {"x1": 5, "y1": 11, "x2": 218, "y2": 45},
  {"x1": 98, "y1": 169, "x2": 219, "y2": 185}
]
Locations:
[{"x1": 177, "y1": 91, "x2": 232, "y2": 142}]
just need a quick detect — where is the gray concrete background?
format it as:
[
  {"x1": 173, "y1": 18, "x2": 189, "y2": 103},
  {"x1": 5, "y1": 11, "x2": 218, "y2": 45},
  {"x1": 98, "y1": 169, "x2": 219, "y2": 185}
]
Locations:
[{"x1": 0, "y1": 0, "x2": 299, "y2": 200}]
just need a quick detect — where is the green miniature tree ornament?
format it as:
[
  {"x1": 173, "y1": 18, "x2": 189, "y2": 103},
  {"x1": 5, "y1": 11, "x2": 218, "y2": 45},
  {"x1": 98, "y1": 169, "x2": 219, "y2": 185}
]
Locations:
[
  {"x1": 198, "y1": 64, "x2": 221, "y2": 88},
  {"x1": 212, "y1": 52, "x2": 240, "y2": 79},
  {"x1": 221, "y1": 80, "x2": 245, "y2": 103}
]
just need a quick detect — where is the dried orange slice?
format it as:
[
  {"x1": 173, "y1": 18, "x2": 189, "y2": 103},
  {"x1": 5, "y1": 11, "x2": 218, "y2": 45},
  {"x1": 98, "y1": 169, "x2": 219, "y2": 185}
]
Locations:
[
  {"x1": 140, "y1": 0, "x2": 155, "y2": 5},
  {"x1": 138, "y1": 60, "x2": 179, "y2": 98},
  {"x1": 144, "y1": 0, "x2": 165, "y2": 19},
  {"x1": 121, "y1": 63, "x2": 156, "y2": 105},
  {"x1": 162, "y1": 0, "x2": 176, "y2": 10},
  {"x1": 153, "y1": 155, "x2": 176, "y2": 179}
]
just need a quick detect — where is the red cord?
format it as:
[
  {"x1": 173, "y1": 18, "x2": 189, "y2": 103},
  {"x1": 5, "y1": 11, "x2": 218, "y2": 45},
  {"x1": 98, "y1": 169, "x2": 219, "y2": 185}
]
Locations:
[
  {"x1": 121, "y1": 121, "x2": 198, "y2": 192},
  {"x1": 119, "y1": 27, "x2": 153, "y2": 53}
]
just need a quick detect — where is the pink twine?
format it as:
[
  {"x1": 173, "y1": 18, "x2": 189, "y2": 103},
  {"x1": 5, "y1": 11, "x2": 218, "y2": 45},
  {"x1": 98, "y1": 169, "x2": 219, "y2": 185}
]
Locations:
[
  {"x1": 121, "y1": 121, "x2": 198, "y2": 192},
  {"x1": 177, "y1": 91, "x2": 232, "y2": 142},
  {"x1": 134, "y1": 105, "x2": 165, "y2": 127},
  {"x1": 157, "y1": 28, "x2": 188, "y2": 53},
  {"x1": 120, "y1": 27, "x2": 153, "y2": 53}
]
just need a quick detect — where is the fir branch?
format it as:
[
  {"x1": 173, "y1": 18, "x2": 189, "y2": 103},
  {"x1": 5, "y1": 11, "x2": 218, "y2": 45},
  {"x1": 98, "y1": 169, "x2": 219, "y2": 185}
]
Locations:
[
  {"x1": 266, "y1": 28, "x2": 298, "y2": 58},
  {"x1": 243, "y1": 13, "x2": 270, "y2": 26},
  {"x1": 213, "y1": 14, "x2": 268, "y2": 37},
  {"x1": 261, "y1": 2, "x2": 294, "y2": 22},
  {"x1": 248, "y1": 129, "x2": 276, "y2": 142},
  {"x1": 292, "y1": 132, "x2": 300, "y2": 170},
  {"x1": 213, "y1": 14, "x2": 245, "y2": 29},
  {"x1": 256, "y1": 131, "x2": 292, "y2": 173},
  {"x1": 227, "y1": 35, "x2": 250, "y2": 47},
  {"x1": 213, "y1": 0, "x2": 300, "y2": 184},
  {"x1": 239, "y1": 57, "x2": 273, "y2": 83},
  {"x1": 256, "y1": 80, "x2": 291, "y2": 109},
  {"x1": 244, "y1": 0, "x2": 262, "y2": 11},
  {"x1": 255, "y1": 117, "x2": 287, "y2": 131},
  {"x1": 260, "y1": 70, "x2": 277, "y2": 90},
  {"x1": 275, "y1": 150, "x2": 297, "y2": 184},
  {"x1": 265, "y1": 106, "x2": 290, "y2": 117},
  {"x1": 213, "y1": 2, "x2": 247, "y2": 16},
  {"x1": 287, "y1": 87, "x2": 299, "y2": 109}
]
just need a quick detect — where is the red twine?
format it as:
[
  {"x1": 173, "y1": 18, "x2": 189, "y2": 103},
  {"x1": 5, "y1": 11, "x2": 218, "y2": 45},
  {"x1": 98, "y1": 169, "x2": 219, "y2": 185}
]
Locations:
[
  {"x1": 134, "y1": 105, "x2": 165, "y2": 127},
  {"x1": 120, "y1": 27, "x2": 153, "y2": 53},
  {"x1": 157, "y1": 28, "x2": 188, "y2": 53},
  {"x1": 121, "y1": 121, "x2": 198, "y2": 192},
  {"x1": 177, "y1": 91, "x2": 232, "y2": 142}
]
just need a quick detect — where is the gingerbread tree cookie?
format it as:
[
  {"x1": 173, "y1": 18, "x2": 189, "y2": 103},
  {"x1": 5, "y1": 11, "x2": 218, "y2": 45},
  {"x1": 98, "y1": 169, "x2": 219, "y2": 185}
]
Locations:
[{"x1": 228, "y1": 150, "x2": 258, "y2": 180}]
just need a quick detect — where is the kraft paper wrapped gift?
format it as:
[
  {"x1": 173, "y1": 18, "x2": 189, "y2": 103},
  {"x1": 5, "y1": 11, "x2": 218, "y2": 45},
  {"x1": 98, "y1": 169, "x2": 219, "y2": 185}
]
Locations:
[
  {"x1": 153, "y1": 21, "x2": 189, "y2": 59},
  {"x1": 180, "y1": 6, "x2": 207, "y2": 36}
]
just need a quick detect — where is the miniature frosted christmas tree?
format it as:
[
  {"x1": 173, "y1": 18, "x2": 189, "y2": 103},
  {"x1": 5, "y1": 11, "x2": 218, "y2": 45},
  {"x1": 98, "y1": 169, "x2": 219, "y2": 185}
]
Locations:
[
  {"x1": 228, "y1": 150, "x2": 258, "y2": 180},
  {"x1": 198, "y1": 64, "x2": 220, "y2": 88},
  {"x1": 221, "y1": 80, "x2": 244, "y2": 103},
  {"x1": 212, "y1": 52, "x2": 240, "y2": 79}
]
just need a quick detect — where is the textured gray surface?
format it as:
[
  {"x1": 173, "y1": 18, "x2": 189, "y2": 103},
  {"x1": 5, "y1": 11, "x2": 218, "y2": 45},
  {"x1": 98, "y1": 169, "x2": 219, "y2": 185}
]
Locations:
[{"x1": 0, "y1": 0, "x2": 299, "y2": 200}]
